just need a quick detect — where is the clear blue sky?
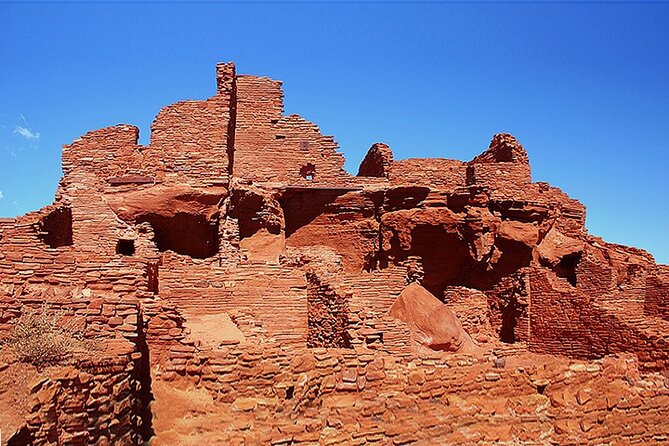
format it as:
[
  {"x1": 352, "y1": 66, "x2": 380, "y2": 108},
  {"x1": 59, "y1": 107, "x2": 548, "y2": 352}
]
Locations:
[{"x1": 0, "y1": 2, "x2": 667, "y2": 264}]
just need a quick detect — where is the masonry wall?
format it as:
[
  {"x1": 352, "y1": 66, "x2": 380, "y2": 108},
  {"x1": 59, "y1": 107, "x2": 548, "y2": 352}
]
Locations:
[
  {"x1": 340, "y1": 266, "x2": 407, "y2": 312},
  {"x1": 306, "y1": 273, "x2": 352, "y2": 348},
  {"x1": 357, "y1": 142, "x2": 393, "y2": 178},
  {"x1": 158, "y1": 256, "x2": 309, "y2": 346},
  {"x1": 467, "y1": 162, "x2": 532, "y2": 194},
  {"x1": 233, "y1": 75, "x2": 351, "y2": 186},
  {"x1": 8, "y1": 340, "x2": 146, "y2": 446},
  {"x1": 155, "y1": 345, "x2": 669, "y2": 446},
  {"x1": 389, "y1": 158, "x2": 467, "y2": 190},
  {"x1": 528, "y1": 268, "x2": 669, "y2": 370},
  {"x1": 0, "y1": 289, "x2": 140, "y2": 344},
  {"x1": 645, "y1": 265, "x2": 669, "y2": 321},
  {"x1": 62, "y1": 63, "x2": 236, "y2": 188},
  {"x1": 0, "y1": 210, "x2": 152, "y2": 297},
  {"x1": 345, "y1": 307, "x2": 413, "y2": 354},
  {"x1": 0, "y1": 194, "x2": 164, "y2": 278},
  {"x1": 444, "y1": 286, "x2": 494, "y2": 343}
]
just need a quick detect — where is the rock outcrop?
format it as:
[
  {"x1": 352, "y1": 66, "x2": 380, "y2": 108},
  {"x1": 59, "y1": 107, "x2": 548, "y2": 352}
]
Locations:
[{"x1": 0, "y1": 62, "x2": 667, "y2": 445}]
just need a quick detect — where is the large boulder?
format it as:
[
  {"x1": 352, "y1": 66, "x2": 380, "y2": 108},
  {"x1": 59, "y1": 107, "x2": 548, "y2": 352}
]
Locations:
[
  {"x1": 536, "y1": 227, "x2": 584, "y2": 266},
  {"x1": 389, "y1": 282, "x2": 480, "y2": 355}
]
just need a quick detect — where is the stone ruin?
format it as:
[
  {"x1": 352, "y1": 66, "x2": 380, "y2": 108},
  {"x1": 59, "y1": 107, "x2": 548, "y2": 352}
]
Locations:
[{"x1": 0, "y1": 62, "x2": 668, "y2": 445}]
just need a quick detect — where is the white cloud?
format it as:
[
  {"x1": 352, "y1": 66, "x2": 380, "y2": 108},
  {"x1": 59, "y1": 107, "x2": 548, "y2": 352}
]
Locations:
[
  {"x1": 0, "y1": 191, "x2": 4, "y2": 200},
  {"x1": 14, "y1": 126, "x2": 40, "y2": 140}
]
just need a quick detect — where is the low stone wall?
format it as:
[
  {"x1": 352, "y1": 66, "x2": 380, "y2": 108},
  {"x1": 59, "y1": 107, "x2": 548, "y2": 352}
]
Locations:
[
  {"x1": 7, "y1": 340, "x2": 147, "y2": 446},
  {"x1": 0, "y1": 289, "x2": 140, "y2": 342},
  {"x1": 154, "y1": 345, "x2": 669, "y2": 445}
]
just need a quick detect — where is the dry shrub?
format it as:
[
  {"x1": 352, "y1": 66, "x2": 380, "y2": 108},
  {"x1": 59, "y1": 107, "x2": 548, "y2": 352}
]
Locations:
[{"x1": 2, "y1": 304, "x2": 86, "y2": 368}]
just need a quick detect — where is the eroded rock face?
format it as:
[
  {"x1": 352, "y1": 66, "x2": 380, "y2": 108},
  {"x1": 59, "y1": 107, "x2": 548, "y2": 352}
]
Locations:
[{"x1": 0, "y1": 62, "x2": 667, "y2": 445}]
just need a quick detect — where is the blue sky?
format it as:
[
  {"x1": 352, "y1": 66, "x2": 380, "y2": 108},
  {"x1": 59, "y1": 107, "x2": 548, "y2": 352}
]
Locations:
[{"x1": 0, "y1": 2, "x2": 667, "y2": 263}]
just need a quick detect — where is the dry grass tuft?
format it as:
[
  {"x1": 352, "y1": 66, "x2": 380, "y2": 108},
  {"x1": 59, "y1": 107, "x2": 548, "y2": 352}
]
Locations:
[{"x1": 2, "y1": 304, "x2": 86, "y2": 369}]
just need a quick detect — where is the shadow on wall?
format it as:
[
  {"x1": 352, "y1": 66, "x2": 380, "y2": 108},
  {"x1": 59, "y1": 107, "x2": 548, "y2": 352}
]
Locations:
[
  {"x1": 137, "y1": 213, "x2": 219, "y2": 259},
  {"x1": 408, "y1": 225, "x2": 473, "y2": 298},
  {"x1": 306, "y1": 273, "x2": 352, "y2": 349},
  {"x1": 280, "y1": 190, "x2": 348, "y2": 238},
  {"x1": 35, "y1": 207, "x2": 73, "y2": 248},
  {"x1": 553, "y1": 252, "x2": 582, "y2": 287},
  {"x1": 379, "y1": 224, "x2": 533, "y2": 299}
]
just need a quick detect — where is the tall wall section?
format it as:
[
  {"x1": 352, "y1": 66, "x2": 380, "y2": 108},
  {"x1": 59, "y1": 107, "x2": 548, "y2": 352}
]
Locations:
[{"x1": 233, "y1": 75, "x2": 352, "y2": 186}]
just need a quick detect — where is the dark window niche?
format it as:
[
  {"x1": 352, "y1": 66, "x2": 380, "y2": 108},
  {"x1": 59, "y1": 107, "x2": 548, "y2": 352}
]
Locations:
[
  {"x1": 300, "y1": 163, "x2": 316, "y2": 181},
  {"x1": 285, "y1": 385, "x2": 295, "y2": 400},
  {"x1": 116, "y1": 239, "x2": 136, "y2": 256},
  {"x1": 36, "y1": 207, "x2": 73, "y2": 248}
]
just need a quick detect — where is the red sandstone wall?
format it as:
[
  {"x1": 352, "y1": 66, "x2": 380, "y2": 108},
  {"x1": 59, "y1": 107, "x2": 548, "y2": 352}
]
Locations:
[
  {"x1": 153, "y1": 345, "x2": 669, "y2": 445},
  {"x1": 389, "y1": 158, "x2": 467, "y2": 190},
  {"x1": 645, "y1": 265, "x2": 669, "y2": 321},
  {"x1": 0, "y1": 288, "x2": 140, "y2": 343},
  {"x1": 357, "y1": 142, "x2": 393, "y2": 178},
  {"x1": 62, "y1": 63, "x2": 236, "y2": 188},
  {"x1": 467, "y1": 133, "x2": 532, "y2": 195},
  {"x1": 234, "y1": 75, "x2": 351, "y2": 186},
  {"x1": 467, "y1": 162, "x2": 532, "y2": 195},
  {"x1": 281, "y1": 190, "x2": 381, "y2": 272},
  {"x1": 528, "y1": 268, "x2": 669, "y2": 370},
  {"x1": 0, "y1": 209, "x2": 152, "y2": 296},
  {"x1": 7, "y1": 340, "x2": 146, "y2": 446},
  {"x1": 158, "y1": 256, "x2": 309, "y2": 346}
]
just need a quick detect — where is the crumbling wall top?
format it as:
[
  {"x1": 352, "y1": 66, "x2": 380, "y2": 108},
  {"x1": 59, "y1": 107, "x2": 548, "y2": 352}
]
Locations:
[{"x1": 470, "y1": 133, "x2": 530, "y2": 165}]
